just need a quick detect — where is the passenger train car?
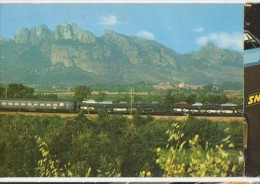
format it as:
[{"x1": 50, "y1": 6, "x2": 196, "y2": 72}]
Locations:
[{"x1": 0, "y1": 98, "x2": 76, "y2": 112}]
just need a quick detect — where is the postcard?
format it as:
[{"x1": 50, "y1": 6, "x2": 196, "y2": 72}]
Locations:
[{"x1": 0, "y1": 1, "x2": 260, "y2": 183}]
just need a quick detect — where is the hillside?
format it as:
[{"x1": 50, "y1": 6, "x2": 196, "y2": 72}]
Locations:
[{"x1": 0, "y1": 23, "x2": 243, "y2": 87}]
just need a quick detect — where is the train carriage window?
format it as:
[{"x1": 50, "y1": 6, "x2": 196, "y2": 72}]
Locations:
[
  {"x1": 27, "y1": 103, "x2": 32, "y2": 106},
  {"x1": 40, "y1": 103, "x2": 45, "y2": 107},
  {"x1": 8, "y1": 102, "x2": 13, "y2": 106},
  {"x1": 21, "y1": 103, "x2": 26, "y2": 106},
  {"x1": 33, "y1": 103, "x2": 38, "y2": 106},
  {"x1": 1, "y1": 102, "x2": 7, "y2": 105},
  {"x1": 53, "y1": 103, "x2": 58, "y2": 107},
  {"x1": 59, "y1": 103, "x2": 65, "y2": 107},
  {"x1": 46, "y1": 103, "x2": 52, "y2": 107},
  {"x1": 14, "y1": 102, "x2": 19, "y2": 106}
]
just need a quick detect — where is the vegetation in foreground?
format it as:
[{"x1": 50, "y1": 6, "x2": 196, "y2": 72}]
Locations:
[{"x1": 0, "y1": 113, "x2": 243, "y2": 177}]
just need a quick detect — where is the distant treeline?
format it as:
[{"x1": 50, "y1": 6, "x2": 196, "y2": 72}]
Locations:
[{"x1": 0, "y1": 83, "x2": 242, "y2": 105}]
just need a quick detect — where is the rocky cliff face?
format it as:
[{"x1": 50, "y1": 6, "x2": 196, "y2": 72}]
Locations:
[
  {"x1": 190, "y1": 42, "x2": 242, "y2": 66},
  {"x1": 14, "y1": 25, "x2": 51, "y2": 44},
  {"x1": 53, "y1": 23, "x2": 96, "y2": 43},
  {"x1": 0, "y1": 23, "x2": 243, "y2": 86},
  {"x1": 13, "y1": 23, "x2": 96, "y2": 45}
]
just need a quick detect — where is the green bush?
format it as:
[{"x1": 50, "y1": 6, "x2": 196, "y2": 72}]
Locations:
[{"x1": 155, "y1": 122, "x2": 243, "y2": 177}]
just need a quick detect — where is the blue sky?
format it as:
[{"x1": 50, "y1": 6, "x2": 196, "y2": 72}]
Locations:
[{"x1": 0, "y1": 3, "x2": 243, "y2": 53}]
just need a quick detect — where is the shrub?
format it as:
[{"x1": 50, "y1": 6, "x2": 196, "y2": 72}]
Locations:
[{"x1": 155, "y1": 122, "x2": 243, "y2": 177}]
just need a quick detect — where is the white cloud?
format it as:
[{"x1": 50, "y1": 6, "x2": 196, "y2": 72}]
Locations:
[
  {"x1": 137, "y1": 30, "x2": 155, "y2": 40},
  {"x1": 100, "y1": 15, "x2": 118, "y2": 26},
  {"x1": 195, "y1": 32, "x2": 243, "y2": 51},
  {"x1": 193, "y1": 27, "x2": 204, "y2": 33}
]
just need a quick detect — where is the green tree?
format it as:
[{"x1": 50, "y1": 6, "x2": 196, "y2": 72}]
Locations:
[
  {"x1": 186, "y1": 94, "x2": 196, "y2": 104},
  {"x1": 73, "y1": 85, "x2": 92, "y2": 101},
  {"x1": 5, "y1": 83, "x2": 34, "y2": 98},
  {"x1": 205, "y1": 94, "x2": 228, "y2": 104},
  {"x1": 0, "y1": 86, "x2": 5, "y2": 98},
  {"x1": 0, "y1": 115, "x2": 38, "y2": 176},
  {"x1": 164, "y1": 90, "x2": 175, "y2": 105},
  {"x1": 35, "y1": 93, "x2": 59, "y2": 99},
  {"x1": 172, "y1": 93, "x2": 187, "y2": 103},
  {"x1": 94, "y1": 92, "x2": 107, "y2": 102},
  {"x1": 202, "y1": 85, "x2": 214, "y2": 92}
]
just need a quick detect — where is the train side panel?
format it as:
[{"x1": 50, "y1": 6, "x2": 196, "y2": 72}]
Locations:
[{"x1": 0, "y1": 99, "x2": 76, "y2": 112}]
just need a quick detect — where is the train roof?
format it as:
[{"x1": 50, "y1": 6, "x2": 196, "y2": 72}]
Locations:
[{"x1": 0, "y1": 98, "x2": 74, "y2": 102}]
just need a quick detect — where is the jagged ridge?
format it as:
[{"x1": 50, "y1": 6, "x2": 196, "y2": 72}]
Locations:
[{"x1": 0, "y1": 23, "x2": 243, "y2": 87}]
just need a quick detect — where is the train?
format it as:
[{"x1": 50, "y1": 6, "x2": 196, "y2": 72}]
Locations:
[{"x1": 0, "y1": 98, "x2": 243, "y2": 117}]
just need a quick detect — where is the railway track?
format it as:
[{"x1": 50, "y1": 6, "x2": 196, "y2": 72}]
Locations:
[{"x1": 0, "y1": 111, "x2": 244, "y2": 122}]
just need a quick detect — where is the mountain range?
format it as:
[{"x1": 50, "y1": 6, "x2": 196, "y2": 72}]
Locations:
[{"x1": 0, "y1": 23, "x2": 243, "y2": 88}]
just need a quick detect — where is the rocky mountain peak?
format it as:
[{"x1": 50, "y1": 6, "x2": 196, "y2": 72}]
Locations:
[
  {"x1": 53, "y1": 22, "x2": 74, "y2": 40},
  {"x1": 103, "y1": 30, "x2": 126, "y2": 41},
  {"x1": 53, "y1": 23, "x2": 96, "y2": 43},
  {"x1": 13, "y1": 25, "x2": 51, "y2": 44},
  {"x1": 13, "y1": 27, "x2": 30, "y2": 44},
  {"x1": 104, "y1": 29, "x2": 118, "y2": 36},
  {"x1": 191, "y1": 42, "x2": 242, "y2": 66},
  {"x1": 30, "y1": 25, "x2": 51, "y2": 44}
]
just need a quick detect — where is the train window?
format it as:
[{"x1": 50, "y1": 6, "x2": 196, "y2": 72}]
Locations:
[
  {"x1": 53, "y1": 103, "x2": 58, "y2": 107},
  {"x1": 59, "y1": 103, "x2": 65, "y2": 107},
  {"x1": 27, "y1": 103, "x2": 32, "y2": 106},
  {"x1": 8, "y1": 102, "x2": 13, "y2": 106},
  {"x1": 14, "y1": 102, "x2": 19, "y2": 106},
  {"x1": 33, "y1": 103, "x2": 38, "y2": 106},
  {"x1": 46, "y1": 103, "x2": 51, "y2": 107},
  {"x1": 1, "y1": 102, "x2": 7, "y2": 105},
  {"x1": 21, "y1": 103, "x2": 26, "y2": 106},
  {"x1": 40, "y1": 103, "x2": 45, "y2": 107}
]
